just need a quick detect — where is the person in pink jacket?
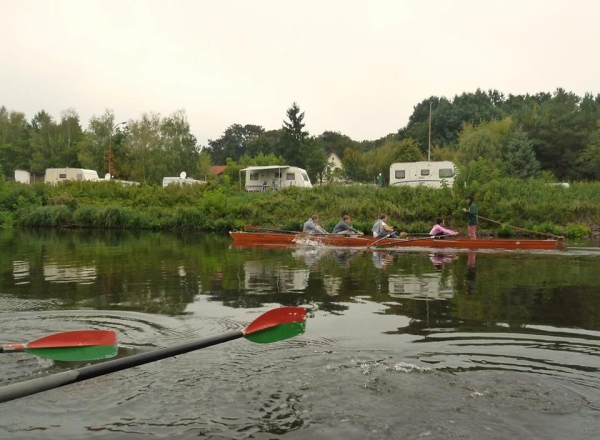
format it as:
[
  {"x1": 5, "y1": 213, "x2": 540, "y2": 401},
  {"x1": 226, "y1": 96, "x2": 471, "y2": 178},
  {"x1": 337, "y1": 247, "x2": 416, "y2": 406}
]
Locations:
[{"x1": 429, "y1": 219, "x2": 459, "y2": 238}]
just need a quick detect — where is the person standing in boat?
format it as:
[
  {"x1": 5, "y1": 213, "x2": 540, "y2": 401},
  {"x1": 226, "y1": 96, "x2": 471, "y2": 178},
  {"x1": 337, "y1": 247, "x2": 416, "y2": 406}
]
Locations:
[
  {"x1": 429, "y1": 219, "x2": 459, "y2": 239},
  {"x1": 332, "y1": 215, "x2": 363, "y2": 235},
  {"x1": 372, "y1": 214, "x2": 399, "y2": 238},
  {"x1": 303, "y1": 214, "x2": 328, "y2": 234},
  {"x1": 462, "y1": 195, "x2": 478, "y2": 240}
]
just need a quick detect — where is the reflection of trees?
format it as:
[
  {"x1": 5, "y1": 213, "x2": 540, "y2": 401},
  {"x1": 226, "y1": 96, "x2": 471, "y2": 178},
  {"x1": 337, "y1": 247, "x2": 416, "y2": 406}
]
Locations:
[
  {"x1": 0, "y1": 229, "x2": 234, "y2": 315},
  {"x1": 2, "y1": 229, "x2": 600, "y2": 331}
]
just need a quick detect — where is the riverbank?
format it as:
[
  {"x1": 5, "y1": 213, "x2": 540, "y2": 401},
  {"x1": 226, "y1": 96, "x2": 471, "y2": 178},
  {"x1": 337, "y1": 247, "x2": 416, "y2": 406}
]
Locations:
[{"x1": 0, "y1": 179, "x2": 598, "y2": 238}]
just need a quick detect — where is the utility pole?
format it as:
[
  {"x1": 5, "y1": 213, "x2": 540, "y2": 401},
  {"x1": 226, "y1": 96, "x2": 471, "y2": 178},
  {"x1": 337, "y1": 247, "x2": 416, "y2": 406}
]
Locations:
[{"x1": 428, "y1": 102, "x2": 432, "y2": 162}]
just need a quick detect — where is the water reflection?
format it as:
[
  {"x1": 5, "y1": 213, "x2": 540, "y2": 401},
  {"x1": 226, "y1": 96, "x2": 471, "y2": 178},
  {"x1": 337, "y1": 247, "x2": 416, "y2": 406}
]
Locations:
[{"x1": 2, "y1": 230, "x2": 600, "y2": 439}]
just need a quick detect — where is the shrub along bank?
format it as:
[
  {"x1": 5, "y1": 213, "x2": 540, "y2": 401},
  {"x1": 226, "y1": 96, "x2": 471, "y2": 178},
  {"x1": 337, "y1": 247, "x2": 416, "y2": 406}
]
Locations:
[{"x1": 0, "y1": 179, "x2": 597, "y2": 239}]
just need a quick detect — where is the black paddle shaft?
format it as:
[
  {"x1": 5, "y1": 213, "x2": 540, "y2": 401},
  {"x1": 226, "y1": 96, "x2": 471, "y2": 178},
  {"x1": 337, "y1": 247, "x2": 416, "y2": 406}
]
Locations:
[{"x1": 0, "y1": 330, "x2": 243, "y2": 403}]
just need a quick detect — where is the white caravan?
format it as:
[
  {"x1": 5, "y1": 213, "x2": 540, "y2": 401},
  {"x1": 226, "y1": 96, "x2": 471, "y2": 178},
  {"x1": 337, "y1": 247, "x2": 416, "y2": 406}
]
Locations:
[
  {"x1": 240, "y1": 165, "x2": 312, "y2": 192},
  {"x1": 389, "y1": 161, "x2": 456, "y2": 188},
  {"x1": 44, "y1": 168, "x2": 100, "y2": 184},
  {"x1": 162, "y1": 172, "x2": 205, "y2": 187}
]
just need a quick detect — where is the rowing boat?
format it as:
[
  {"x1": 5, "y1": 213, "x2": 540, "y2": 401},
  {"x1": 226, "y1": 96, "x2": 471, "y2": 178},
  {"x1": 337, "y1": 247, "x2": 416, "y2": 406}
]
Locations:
[{"x1": 229, "y1": 231, "x2": 565, "y2": 250}]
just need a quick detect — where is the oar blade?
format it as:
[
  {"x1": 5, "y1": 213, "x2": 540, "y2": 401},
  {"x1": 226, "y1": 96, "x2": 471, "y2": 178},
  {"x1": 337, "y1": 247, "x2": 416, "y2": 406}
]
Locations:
[
  {"x1": 25, "y1": 345, "x2": 119, "y2": 362},
  {"x1": 244, "y1": 307, "x2": 306, "y2": 335},
  {"x1": 27, "y1": 330, "x2": 117, "y2": 350},
  {"x1": 245, "y1": 321, "x2": 306, "y2": 344}
]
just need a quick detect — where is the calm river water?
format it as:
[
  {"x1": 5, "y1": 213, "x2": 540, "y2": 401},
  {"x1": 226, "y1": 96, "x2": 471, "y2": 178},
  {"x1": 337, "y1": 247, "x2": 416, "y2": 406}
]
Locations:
[{"x1": 0, "y1": 229, "x2": 599, "y2": 439}]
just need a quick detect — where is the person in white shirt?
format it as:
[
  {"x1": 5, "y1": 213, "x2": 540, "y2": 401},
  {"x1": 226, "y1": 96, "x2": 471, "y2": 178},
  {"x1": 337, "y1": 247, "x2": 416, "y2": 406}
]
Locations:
[{"x1": 372, "y1": 214, "x2": 398, "y2": 238}]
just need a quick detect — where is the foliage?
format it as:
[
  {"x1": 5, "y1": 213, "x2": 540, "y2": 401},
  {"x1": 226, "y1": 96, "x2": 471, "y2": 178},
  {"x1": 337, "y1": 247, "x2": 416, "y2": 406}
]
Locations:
[
  {"x1": 206, "y1": 123, "x2": 265, "y2": 165},
  {"x1": 279, "y1": 102, "x2": 310, "y2": 169},
  {"x1": 503, "y1": 126, "x2": 541, "y2": 179},
  {"x1": 456, "y1": 117, "x2": 513, "y2": 165}
]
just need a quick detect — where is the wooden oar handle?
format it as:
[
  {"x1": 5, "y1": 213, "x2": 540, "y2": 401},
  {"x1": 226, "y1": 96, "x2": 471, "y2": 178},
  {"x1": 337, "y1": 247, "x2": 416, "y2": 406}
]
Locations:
[{"x1": 0, "y1": 344, "x2": 26, "y2": 353}]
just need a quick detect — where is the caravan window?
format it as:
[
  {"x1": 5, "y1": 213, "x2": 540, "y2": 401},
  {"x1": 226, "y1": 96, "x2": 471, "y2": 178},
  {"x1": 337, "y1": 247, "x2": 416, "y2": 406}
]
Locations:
[
  {"x1": 286, "y1": 173, "x2": 295, "y2": 180},
  {"x1": 301, "y1": 173, "x2": 309, "y2": 182},
  {"x1": 439, "y1": 169, "x2": 454, "y2": 178},
  {"x1": 394, "y1": 170, "x2": 406, "y2": 179},
  {"x1": 59, "y1": 173, "x2": 67, "y2": 179},
  {"x1": 249, "y1": 173, "x2": 259, "y2": 181},
  {"x1": 420, "y1": 169, "x2": 430, "y2": 176},
  {"x1": 274, "y1": 171, "x2": 281, "y2": 178}
]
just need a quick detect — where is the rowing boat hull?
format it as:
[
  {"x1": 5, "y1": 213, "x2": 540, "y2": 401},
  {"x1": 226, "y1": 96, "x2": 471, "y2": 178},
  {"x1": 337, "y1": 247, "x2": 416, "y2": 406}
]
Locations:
[{"x1": 229, "y1": 232, "x2": 565, "y2": 250}]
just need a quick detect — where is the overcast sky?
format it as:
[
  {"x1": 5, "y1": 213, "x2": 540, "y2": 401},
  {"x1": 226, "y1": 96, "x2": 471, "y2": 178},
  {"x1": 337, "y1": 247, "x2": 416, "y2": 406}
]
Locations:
[{"x1": 1, "y1": 0, "x2": 598, "y2": 145}]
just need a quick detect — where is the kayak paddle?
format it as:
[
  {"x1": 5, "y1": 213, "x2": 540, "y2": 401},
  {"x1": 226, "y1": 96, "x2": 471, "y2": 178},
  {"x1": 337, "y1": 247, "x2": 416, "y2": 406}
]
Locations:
[
  {"x1": 1, "y1": 330, "x2": 118, "y2": 362},
  {"x1": 0, "y1": 307, "x2": 306, "y2": 403}
]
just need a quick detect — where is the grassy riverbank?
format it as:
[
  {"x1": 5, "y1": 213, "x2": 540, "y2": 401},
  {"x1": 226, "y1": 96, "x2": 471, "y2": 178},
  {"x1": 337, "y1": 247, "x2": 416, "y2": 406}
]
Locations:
[{"x1": 0, "y1": 179, "x2": 598, "y2": 238}]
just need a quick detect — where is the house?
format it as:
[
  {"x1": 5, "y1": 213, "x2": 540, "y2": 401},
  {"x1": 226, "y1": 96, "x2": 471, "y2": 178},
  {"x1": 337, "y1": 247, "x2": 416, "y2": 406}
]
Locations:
[{"x1": 210, "y1": 165, "x2": 227, "y2": 177}]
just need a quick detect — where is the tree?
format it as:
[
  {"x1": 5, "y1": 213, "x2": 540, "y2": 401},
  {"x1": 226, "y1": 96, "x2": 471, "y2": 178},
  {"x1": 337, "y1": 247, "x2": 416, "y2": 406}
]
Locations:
[
  {"x1": 304, "y1": 137, "x2": 327, "y2": 183},
  {"x1": 577, "y1": 122, "x2": 600, "y2": 180},
  {"x1": 120, "y1": 112, "x2": 161, "y2": 183},
  {"x1": 56, "y1": 108, "x2": 84, "y2": 167},
  {"x1": 246, "y1": 129, "x2": 281, "y2": 158},
  {"x1": 207, "y1": 124, "x2": 265, "y2": 164},
  {"x1": 363, "y1": 137, "x2": 423, "y2": 179},
  {"x1": 78, "y1": 110, "x2": 114, "y2": 174},
  {"x1": 279, "y1": 102, "x2": 309, "y2": 168},
  {"x1": 317, "y1": 131, "x2": 358, "y2": 158},
  {"x1": 0, "y1": 106, "x2": 30, "y2": 172},
  {"x1": 342, "y1": 147, "x2": 368, "y2": 182},
  {"x1": 29, "y1": 110, "x2": 58, "y2": 171},
  {"x1": 456, "y1": 118, "x2": 513, "y2": 165},
  {"x1": 503, "y1": 127, "x2": 540, "y2": 179}
]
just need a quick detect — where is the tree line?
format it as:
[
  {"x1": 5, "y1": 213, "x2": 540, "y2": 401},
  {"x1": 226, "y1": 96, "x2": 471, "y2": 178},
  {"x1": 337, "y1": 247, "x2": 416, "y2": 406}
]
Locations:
[{"x1": 1, "y1": 88, "x2": 599, "y2": 185}]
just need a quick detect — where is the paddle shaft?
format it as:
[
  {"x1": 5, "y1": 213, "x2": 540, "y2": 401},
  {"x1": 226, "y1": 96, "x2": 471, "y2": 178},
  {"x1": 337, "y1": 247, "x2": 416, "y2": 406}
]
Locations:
[
  {"x1": 0, "y1": 330, "x2": 243, "y2": 404},
  {"x1": 0, "y1": 344, "x2": 26, "y2": 353}
]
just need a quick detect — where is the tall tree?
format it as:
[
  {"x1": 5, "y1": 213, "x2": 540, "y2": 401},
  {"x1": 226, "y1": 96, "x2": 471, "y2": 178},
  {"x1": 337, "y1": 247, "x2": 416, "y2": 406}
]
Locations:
[
  {"x1": 279, "y1": 102, "x2": 309, "y2": 168},
  {"x1": 304, "y1": 137, "x2": 327, "y2": 183},
  {"x1": 78, "y1": 110, "x2": 114, "y2": 174},
  {"x1": 503, "y1": 127, "x2": 540, "y2": 179},
  {"x1": 29, "y1": 110, "x2": 58, "y2": 171},
  {"x1": 0, "y1": 107, "x2": 30, "y2": 172},
  {"x1": 57, "y1": 108, "x2": 84, "y2": 167}
]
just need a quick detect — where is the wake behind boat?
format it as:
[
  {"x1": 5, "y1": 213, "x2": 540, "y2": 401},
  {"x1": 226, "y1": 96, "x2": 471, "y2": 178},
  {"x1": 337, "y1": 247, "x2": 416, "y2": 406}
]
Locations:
[{"x1": 229, "y1": 231, "x2": 565, "y2": 251}]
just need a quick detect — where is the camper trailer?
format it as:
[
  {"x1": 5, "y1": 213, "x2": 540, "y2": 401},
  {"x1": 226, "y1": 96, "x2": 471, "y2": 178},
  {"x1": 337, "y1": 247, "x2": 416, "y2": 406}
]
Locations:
[
  {"x1": 162, "y1": 171, "x2": 205, "y2": 187},
  {"x1": 240, "y1": 165, "x2": 312, "y2": 192},
  {"x1": 389, "y1": 161, "x2": 456, "y2": 188},
  {"x1": 44, "y1": 168, "x2": 100, "y2": 184}
]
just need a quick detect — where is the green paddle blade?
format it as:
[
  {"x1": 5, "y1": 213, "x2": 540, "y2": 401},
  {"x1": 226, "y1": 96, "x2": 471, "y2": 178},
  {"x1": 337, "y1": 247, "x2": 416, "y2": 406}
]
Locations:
[
  {"x1": 25, "y1": 344, "x2": 118, "y2": 362},
  {"x1": 245, "y1": 321, "x2": 306, "y2": 344}
]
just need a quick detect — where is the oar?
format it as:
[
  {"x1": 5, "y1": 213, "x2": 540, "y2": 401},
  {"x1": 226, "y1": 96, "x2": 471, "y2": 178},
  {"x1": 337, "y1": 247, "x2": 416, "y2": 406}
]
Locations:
[
  {"x1": 374, "y1": 233, "x2": 459, "y2": 248},
  {"x1": 368, "y1": 233, "x2": 391, "y2": 248},
  {"x1": 0, "y1": 307, "x2": 306, "y2": 404},
  {"x1": 1, "y1": 330, "x2": 118, "y2": 362},
  {"x1": 244, "y1": 225, "x2": 301, "y2": 234}
]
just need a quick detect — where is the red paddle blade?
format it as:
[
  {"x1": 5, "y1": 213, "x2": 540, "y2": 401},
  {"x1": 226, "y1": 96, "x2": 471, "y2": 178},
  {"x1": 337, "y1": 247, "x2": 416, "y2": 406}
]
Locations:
[
  {"x1": 244, "y1": 307, "x2": 307, "y2": 335},
  {"x1": 26, "y1": 330, "x2": 117, "y2": 350}
]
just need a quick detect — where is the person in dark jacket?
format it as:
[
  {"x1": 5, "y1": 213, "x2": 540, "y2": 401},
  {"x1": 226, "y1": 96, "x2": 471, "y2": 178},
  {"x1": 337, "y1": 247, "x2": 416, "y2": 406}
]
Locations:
[
  {"x1": 332, "y1": 215, "x2": 363, "y2": 235},
  {"x1": 462, "y1": 196, "x2": 478, "y2": 240}
]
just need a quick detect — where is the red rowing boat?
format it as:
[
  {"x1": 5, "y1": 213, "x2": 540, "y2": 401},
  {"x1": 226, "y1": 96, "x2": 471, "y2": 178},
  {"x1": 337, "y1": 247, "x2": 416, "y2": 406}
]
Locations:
[{"x1": 229, "y1": 231, "x2": 565, "y2": 250}]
